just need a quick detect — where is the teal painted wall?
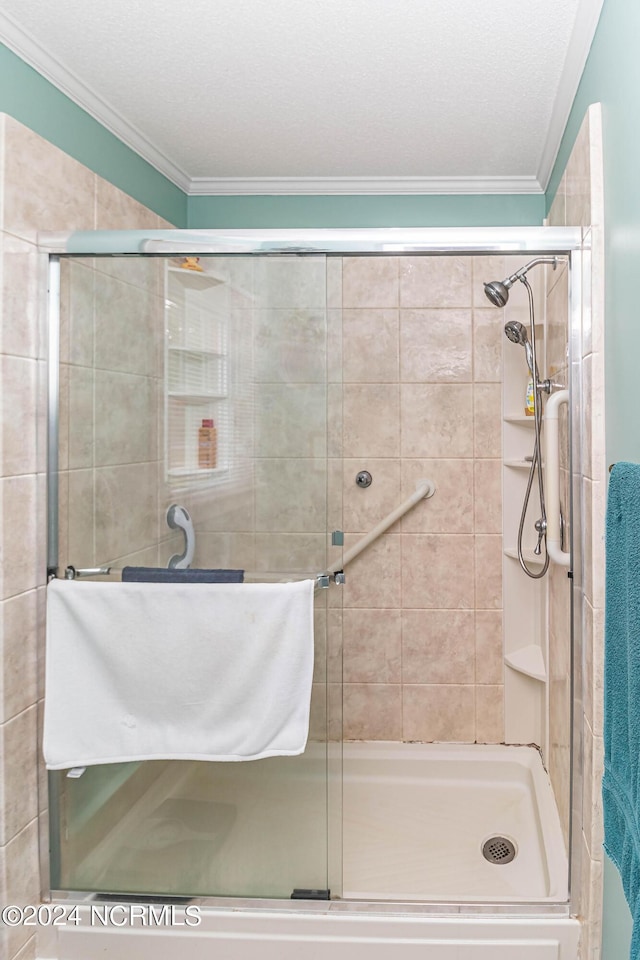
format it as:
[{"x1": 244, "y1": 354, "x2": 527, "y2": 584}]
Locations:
[
  {"x1": 187, "y1": 192, "x2": 544, "y2": 228},
  {"x1": 0, "y1": 43, "x2": 187, "y2": 226},
  {"x1": 547, "y1": 0, "x2": 640, "y2": 955},
  {"x1": 602, "y1": 854, "x2": 633, "y2": 959},
  {"x1": 547, "y1": 0, "x2": 640, "y2": 466},
  {"x1": 0, "y1": 41, "x2": 544, "y2": 231}
]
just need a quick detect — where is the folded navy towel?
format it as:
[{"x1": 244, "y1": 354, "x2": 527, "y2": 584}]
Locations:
[
  {"x1": 121, "y1": 567, "x2": 244, "y2": 583},
  {"x1": 604, "y1": 461, "x2": 640, "y2": 959}
]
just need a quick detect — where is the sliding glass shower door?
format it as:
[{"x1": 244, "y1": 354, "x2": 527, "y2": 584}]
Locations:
[{"x1": 49, "y1": 252, "x2": 342, "y2": 900}]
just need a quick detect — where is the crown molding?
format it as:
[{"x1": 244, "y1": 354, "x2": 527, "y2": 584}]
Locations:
[
  {"x1": 536, "y1": 0, "x2": 605, "y2": 191},
  {"x1": 3, "y1": 0, "x2": 599, "y2": 199},
  {"x1": 0, "y1": 11, "x2": 192, "y2": 193},
  {"x1": 187, "y1": 175, "x2": 543, "y2": 196}
]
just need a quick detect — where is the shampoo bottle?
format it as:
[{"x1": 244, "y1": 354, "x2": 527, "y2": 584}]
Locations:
[
  {"x1": 525, "y1": 377, "x2": 535, "y2": 416},
  {"x1": 198, "y1": 418, "x2": 217, "y2": 468}
]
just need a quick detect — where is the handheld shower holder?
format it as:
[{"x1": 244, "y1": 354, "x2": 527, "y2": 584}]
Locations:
[{"x1": 537, "y1": 378, "x2": 566, "y2": 396}]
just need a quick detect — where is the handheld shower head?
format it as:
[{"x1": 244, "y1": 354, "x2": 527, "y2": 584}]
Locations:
[
  {"x1": 504, "y1": 320, "x2": 535, "y2": 376},
  {"x1": 504, "y1": 319, "x2": 527, "y2": 346}
]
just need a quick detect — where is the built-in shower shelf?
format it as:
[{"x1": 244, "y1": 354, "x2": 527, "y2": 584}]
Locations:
[
  {"x1": 168, "y1": 466, "x2": 229, "y2": 478},
  {"x1": 504, "y1": 644, "x2": 547, "y2": 682},
  {"x1": 504, "y1": 415, "x2": 536, "y2": 425},
  {"x1": 168, "y1": 391, "x2": 227, "y2": 401},
  {"x1": 504, "y1": 459, "x2": 534, "y2": 469},
  {"x1": 504, "y1": 547, "x2": 545, "y2": 567},
  {"x1": 165, "y1": 262, "x2": 229, "y2": 487},
  {"x1": 168, "y1": 345, "x2": 225, "y2": 358},
  {"x1": 167, "y1": 266, "x2": 224, "y2": 287}
]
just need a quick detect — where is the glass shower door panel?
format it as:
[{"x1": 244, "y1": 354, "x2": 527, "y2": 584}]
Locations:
[
  {"x1": 56, "y1": 255, "x2": 165, "y2": 575},
  {"x1": 51, "y1": 253, "x2": 342, "y2": 900}
]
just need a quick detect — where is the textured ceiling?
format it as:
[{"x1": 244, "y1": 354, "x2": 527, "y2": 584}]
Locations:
[{"x1": 0, "y1": 0, "x2": 603, "y2": 193}]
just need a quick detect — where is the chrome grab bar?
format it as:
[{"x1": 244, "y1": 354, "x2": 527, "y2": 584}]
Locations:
[
  {"x1": 326, "y1": 478, "x2": 436, "y2": 575},
  {"x1": 543, "y1": 390, "x2": 570, "y2": 567}
]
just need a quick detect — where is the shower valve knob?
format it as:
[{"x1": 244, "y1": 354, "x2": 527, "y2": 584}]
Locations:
[{"x1": 534, "y1": 518, "x2": 547, "y2": 555}]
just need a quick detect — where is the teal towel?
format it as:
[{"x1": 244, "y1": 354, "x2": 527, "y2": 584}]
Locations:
[{"x1": 604, "y1": 461, "x2": 640, "y2": 959}]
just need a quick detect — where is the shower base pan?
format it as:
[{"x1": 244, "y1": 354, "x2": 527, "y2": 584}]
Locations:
[
  {"x1": 342, "y1": 741, "x2": 568, "y2": 902},
  {"x1": 56, "y1": 742, "x2": 567, "y2": 905},
  {"x1": 46, "y1": 743, "x2": 575, "y2": 959}
]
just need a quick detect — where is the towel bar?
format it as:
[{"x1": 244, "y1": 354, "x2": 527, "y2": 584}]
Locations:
[
  {"x1": 58, "y1": 566, "x2": 337, "y2": 588},
  {"x1": 64, "y1": 565, "x2": 112, "y2": 579}
]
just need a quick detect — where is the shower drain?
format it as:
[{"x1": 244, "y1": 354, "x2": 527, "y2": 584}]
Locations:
[{"x1": 481, "y1": 836, "x2": 517, "y2": 864}]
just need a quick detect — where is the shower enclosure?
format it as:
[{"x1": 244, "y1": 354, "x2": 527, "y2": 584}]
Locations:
[{"x1": 43, "y1": 228, "x2": 585, "y2": 935}]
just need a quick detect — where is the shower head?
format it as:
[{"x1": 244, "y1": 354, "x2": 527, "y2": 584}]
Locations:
[
  {"x1": 483, "y1": 256, "x2": 562, "y2": 307},
  {"x1": 483, "y1": 280, "x2": 510, "y2": 308},
  {"x1": 504, "y1": 320, "x2": 535, "y2": 376}
]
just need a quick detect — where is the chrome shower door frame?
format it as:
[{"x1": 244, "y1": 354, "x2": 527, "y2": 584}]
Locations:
[{"x1": 43, "y1": 225, "x2": 586, "y2": 920}]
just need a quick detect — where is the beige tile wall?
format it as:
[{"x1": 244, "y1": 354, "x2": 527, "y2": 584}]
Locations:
[
  {"x1": 252, "y1": 256, "x2": 329, "y2": 576},
  {"x1": 337, "y1": 255, "x2": 505, "y2": 743},
  {"x1": 0, "y1": 113, "x2": 173, "y2": 960},
  {"x1": 172, "y1": 252, "x2": 506, "y2": 746},
  {"x1": 548, "y1": 103, "x2": 606, "y2": 960}
]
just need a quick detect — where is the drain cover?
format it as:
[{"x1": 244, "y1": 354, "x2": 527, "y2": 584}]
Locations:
[{"x1": 482, "y1": 836, "x2": 517, "y2": 864}]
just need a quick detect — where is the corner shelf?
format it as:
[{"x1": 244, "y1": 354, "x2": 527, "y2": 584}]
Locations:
[
  {"x1": 504, "y1": 459, "x2": 534, "y2": 469},
  {"x1": 168, "y1": 391, "x2": 226, "y2": 401},
  {"x1": 504, "y1": 546, "x2": 545, "y2": 567},
  {"x1": 501, "y1": 305, "x2": 549, "y2": 751},
  {"x1": 504, "y1": 415, "x2": 536, "y2": 425},
  {"x1": 168, "y1": 345, "x2": 225, "y2": 358},
  {"x1": 168, "y1": 466, "x2": 229, "y2": 479},
  {"x1": 167, "y1": 266, "x2": 224, "y2": 288},
  {"x1": 504, "y1": 644, "x2": 547, "y2": 682}
]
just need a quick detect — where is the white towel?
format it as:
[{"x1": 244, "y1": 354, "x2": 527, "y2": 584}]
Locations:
[{"x1": 43, "y1": 578, "x2": 315, "y2": 769}]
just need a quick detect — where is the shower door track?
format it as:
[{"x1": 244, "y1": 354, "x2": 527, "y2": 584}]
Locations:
[{"x1": 47, "y1": 888, "x2": 572, "y2": 918}]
